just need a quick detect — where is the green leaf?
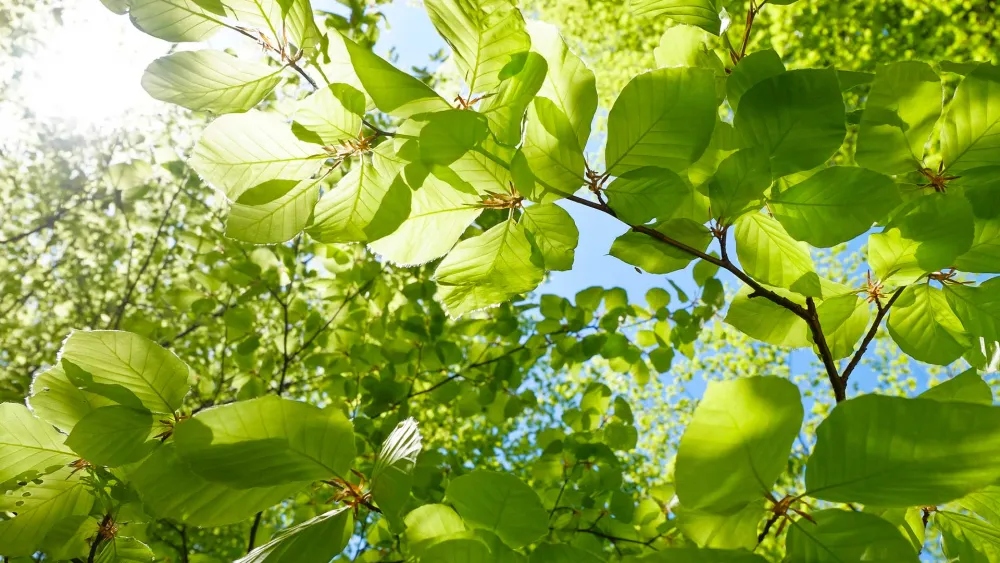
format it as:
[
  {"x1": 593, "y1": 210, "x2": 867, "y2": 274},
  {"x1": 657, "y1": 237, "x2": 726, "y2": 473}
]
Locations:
[
  {"x1": 806, "y1": 394, "x2": 1000, "y2": 506},
  {"x1": 674, "y1": 500, "x2": 764, "y2": 550},
  {"x1": 226, "y1": 177, "x2": 320, "y2": 244},
  {"x1": 174, "y1": 395, "x2": 356, "y2": 488},
  {"x1": 610, "y1": 219, "x2": 712, "y2": 274},
  {"x1": 770, "y1": 166, "x2": 901, "y2": 248},
  {"x1": 189, "y1": 110, "x2": 325, "y2": 201},
  {"x1": 724, "y1": 287, "x2": 809, "y2": 347},
  {"x1": 868, "y1": 193, "x2": 974, "y2": 285},
  {"x1": 946, "y1": 278, "x2": 1000, "y2": 343},
  {"x1": 65, "y1": 406, "x2": 156, "y2": 467},
  {"x1": 128, "y1": 443, "x2": 302, "y2": 527},
  {"x1": 734, "y1": 69, "x2": 846, "y2": 177},
  {"x1": 0, "y1": 467, "x2": 94, "y2": 557},
  {"x1": 424, "y1": 0, "x2": 530, "y2": 95},
  {"x1": 676, "y1": 376, "x2": 803, "y2": 512},
  {"x1": 340, "y1": 31, "x2": 451, "y2": 118},
  {"x1": 606, "y1": 167, "x2": 694, "y2": 225},
  {"x1": 855, "y1": 61, "x2": 942, "y2": 175},
  {"x1": 369, "y1": 172, "x2": 482, "y2": 266},
  {"x1": 420, "y1": 535, "x2": 493, "y2": 563},
  {"x1": 957, "y1": 217, "x2": 1000, "y2": 273},
  {"x1": 520, "y1": 99, "x2": 585, "y2": 201},
  {"x1": 291, "y1": 83, "x2": 365, "y2": 145},
  {"x1": 530, "y1": 543, "x2": 604, "y2": 563},
  {"x1": 938, "y1": 511, "x2": 1000, "y2": 563},
  {"x1": 28, "y1": 364, "x2": 117, "y2": 434},
  {"x1": 520, "y1": 203, "x2": 579, "y2": 271},
  {"x1": 654, "y1": 24, "x2": 725, "y2": 74},
  {"x1": 445, "y1": 470, "x2": 548, "y2": 548},
  {"x1": 635, "y1": 548, "x2": 769, "y2": 562},
  {"x1": 0, "y1": 403, "x2": 77, "y2": 485},
  {"x1": 606, "y1": 68, "x2": 717, "y2": 175},
  {"x1": 479, "y1": 53, "x2": 548, "y2": 146},
  {"x1": 784, "y1": 509, "x2": 919, "y2": 563},
  {"x1": 405, "y1": 504, "x2": 467, "y2": 555},
  {"x1": 59, "y1": 330, "x2": 191, "y2": 414},
  {"x1": 141, "y1": 50, "x2": 282, "y2": 114},
  {"x1": 434, "y1": 218, "x2": 545, "y2": 316},
  {"x1": 42, "y1": 516, "x2": 99, "y2": 560},
  {"x1": 307, "y1": 146, "x2": 408, "y2": 244},
  {"x1": 887, "y1": 284, "x2": 970, "y2": 365},
  {"x1": 920, "y1": 368, "x2": 993, "y2": 405},
  {"x1": 128, "y1": 0, "x2": 227, "y2": 43},
  {"x1": 96, "y1": 536, "x2": 155, "y2": 563},
  {"x1": 959, "y1": 486, "x2": 1000, "y2": 526},
  {"x1": 99, "y1": 0, "x2": 128, "y2": 14},
  {"x1": 726, "y1": 49, "x2": 785, "y2": 113},
  {"x1": 942, "y1": 63, "x2": 1000, "y2": 172},
  {"x1": 708, "y1": 148, "x2": 771, "y2": 222},
  {"x1": 735, "y1": 213, "x2": 822, "y2": 297},
  {"x1": 814, "y1": 294, "x2": 870, "y2": 360},
  {"x1": 630, "y1": 0, "x2": 722, "y2": 35},
  {"x1": 526, "y1": 21, "x2": 598, "y2": 148},
  {"x1": 372, "y1": 418, "x2": 422, "y2": 532},
  {"x1": 417, "y1": 110, "x2": 491, "y2": 166},
  {"x1": 237, "y1": 507, "x2": 353, "y2": 563}
]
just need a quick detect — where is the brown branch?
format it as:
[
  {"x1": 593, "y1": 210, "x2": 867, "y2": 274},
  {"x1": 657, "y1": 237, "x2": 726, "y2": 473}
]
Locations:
[
  {"x1": 806, "y1": 297, "x2": 845, "y2": 402},
  {"x1": 247, "y1": 511, "x2": 263, "y2": 553},
  {"x1": 839, "y1": 287, "x2": 904, "y2": 388}
]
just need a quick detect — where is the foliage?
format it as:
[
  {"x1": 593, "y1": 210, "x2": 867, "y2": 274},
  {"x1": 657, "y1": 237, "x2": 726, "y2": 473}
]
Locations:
[{"x1": 1, "y1": 0, "x2": 1000, "y2": 562}]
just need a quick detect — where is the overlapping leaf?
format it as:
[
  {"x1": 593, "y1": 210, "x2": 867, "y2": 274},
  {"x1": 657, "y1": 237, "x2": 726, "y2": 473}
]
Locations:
[{"x1": 142, "y1": 50, "x2": 282, "y2": 113}]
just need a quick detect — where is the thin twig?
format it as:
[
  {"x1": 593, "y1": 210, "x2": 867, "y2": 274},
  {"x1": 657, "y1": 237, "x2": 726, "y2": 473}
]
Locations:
[
  {"x1": 248, "y1": 511, "x2": 263, "y2": 553},
  {"x1": 839, "y1": 287, "x2": 904, "y2": 387}
]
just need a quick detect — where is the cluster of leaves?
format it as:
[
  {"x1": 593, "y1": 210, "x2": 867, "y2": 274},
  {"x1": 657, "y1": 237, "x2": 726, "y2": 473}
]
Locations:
[{"x1": 2, "y1": 0, "x2": 1000, "y2": 561}]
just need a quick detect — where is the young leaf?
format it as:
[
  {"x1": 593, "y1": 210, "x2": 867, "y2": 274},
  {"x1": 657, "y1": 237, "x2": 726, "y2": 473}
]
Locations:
[
  {"x1": 189, "y1": 110, "x2": 325, "y2": 201},
  {"x1": 0, "y1": 467, "x2": 94, "y2": 557},
  {"x1": 784, "y1": 509, "x2": 919, "y2": 563},
  {"x1": 814, "y1": 294, "x2": 870, "y2": 360},
  {"x1": 416, "y1": 110, "x2": 491, "y2": 165},
  {"x1": 610, "y1": 219, "x2": 712, "y2": 274},
  {"x1": 919, "y1": 368, "x2": 993, "y2": 405},
  {"x1": 937, "y1": 510, "x2": 1000, "y2": 562},
  {"x1": 868, "y1": 193, "x2": 974, "y2": 285},
  {"x1": 96, "y1": 536, "x2": 155, "y2": 563},
  {"x1": 605, "y1": 167, "x2": 694, "y2": 225},
  {"x1": 654, "y1": 24, "x2": 725, "y2": 74},
  {"x1": 675, "y1": 376, "x2": 803, "y2": 512},
  {"x1": 806, "y1": 395, "x2": 1000, "y2": 506},
  {"x1": 420, "y1": 535, "x2": 493, "y2": 563},
  {"x1": 404, "y1": 504, "x2": 467, "y2": 555},
  {"x1": 291, "y1": 83, "x2": 365, "y2": 145},
  {"x1": 339, "y1": 31, "x2": 451, "y2": 118},
  {"x1": 372, "y1": 418, "x2": 423, "y2": 532},
  {"x1": 941, "y1": 63, "x2": 1000, "y2": 172},
  {"x1": 142, "y1": 50, "x2": 283, "y2": 114},
  {"x1": 521, "y1": 97, "x2": 586, "y2": 199},
  {"x1": 945, "y1": 277, "x2": 1000, "y2": 343},
  {"x1": 226, "y1": 177, "x2": 322, "y2": 244},
  {"x1": 634, "y1": 548, "x2": 769, "y2": 562},
  {"x1": 479, "y1": 52, "x2": 548, "y2": 146},
  {"x1": 173, "y1": 395, "x2": 356, "y2": 488},
  {"x1": 855, "y1": 61, "x2": 942, "y2": 175},
  {"x1": 424, "y1": 0, "x2": 531, "y2": 95},
  {"x1": 887, "y1": 284, "x2": 970, "y2": 365},
  {"x1": 65, "y1": 405, "x2": 157, "y2": 467},
  {"x1": 446, "y1": 471, "x2": 548, "y2": 548},
  {"x1": 237, "y1": 507, "x2": 353, "y2": 563},
  {"x1": 708, "y1": 148, "x2": 771, "y2": 223},
  {"x1": 520, "y1": 203, "x2": 579, "y2": 271},
  {"x1": 734, "y1": 69, "x2": 846, "y2": 177},
  {"x1": 368, "y1": 172, "x2": 482, "y2": 266},
  {"x1": 630, "y1": 0, "x2": 722, "y2": 35},
  {"x1": 727, "y1": 49, "x2": 785, "y2": 112},
  {"x1": 0, "y1": 403, "x2": 77, "y2": 484},
  {"x1": 606, "y1": 67, "x2": 717, "y2": 175},
  {"x1": 530, "y1": 543, "x2": 605, "y2": 563},
  {"x1": 59, "y1": 330, "x2": 191, "y2": 414},
  {"x1": 28, "y1": 364, "x2": 117, "y2": 434},
  {"x1": 526, "y1": 21, "x2": 598, "y2": 148},
  {"x1": 724, "y1": 287, "x2": 810, "y2": 348},
  {"x1": 214, "y1": 0, "x2": 321, "y2": 55},
  {"x1": 956, "y1": 216, "x2": 1000, "y2": 273},
  {"x1": 128, "y1": 0, "x2": 227, "y2": 43},
  {"x1": 307, "y1": 146, "x2": 407, "y2": 244},
  {"x1": 674, "y1": 501, "x2": 765, "y2": 550},
  {"x1": 128, "y1": 444, "x2": 302, "y2": 527},
  {"x1": 770, "y1": 166, "x2": 900, "y2": 247},
  {"x1": 433, "y1": 218, "x2": 545, "y2": 316},
  {"x1": 734, "y1": 213, "x2": 822, "y2": 297}
]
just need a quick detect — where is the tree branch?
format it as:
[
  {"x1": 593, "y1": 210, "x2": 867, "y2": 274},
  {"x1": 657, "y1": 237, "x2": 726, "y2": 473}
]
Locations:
[
  {"x1": 248, "y1": 511, "x2": 263, "y2": 553},
  {"x1": 839, "y1": 287, "x2": 904, "y2": 388}
]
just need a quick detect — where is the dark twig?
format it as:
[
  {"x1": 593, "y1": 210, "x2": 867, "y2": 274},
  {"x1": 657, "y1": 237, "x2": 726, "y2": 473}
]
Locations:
[
  {"x1": 839, "y1": 287, "x2": 905, "y2": 388},
  {"x1": 248, "y1": 511, "x2": 263, "y2": 553}
]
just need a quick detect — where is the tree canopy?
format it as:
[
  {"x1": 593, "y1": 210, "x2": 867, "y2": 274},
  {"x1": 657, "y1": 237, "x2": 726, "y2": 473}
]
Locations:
[{"x1": 1, "y1": 0, "x2": 999, "y2": 562}]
